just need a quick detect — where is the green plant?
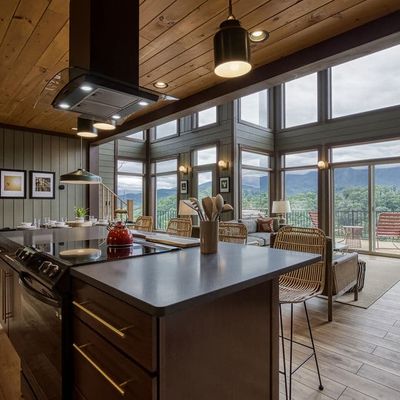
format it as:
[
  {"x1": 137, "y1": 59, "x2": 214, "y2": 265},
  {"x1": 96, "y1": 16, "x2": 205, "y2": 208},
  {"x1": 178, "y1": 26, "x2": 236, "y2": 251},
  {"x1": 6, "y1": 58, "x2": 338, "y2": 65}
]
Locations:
[{"x1": 74, "y1": 206, "x2": 88, "y2": 218}]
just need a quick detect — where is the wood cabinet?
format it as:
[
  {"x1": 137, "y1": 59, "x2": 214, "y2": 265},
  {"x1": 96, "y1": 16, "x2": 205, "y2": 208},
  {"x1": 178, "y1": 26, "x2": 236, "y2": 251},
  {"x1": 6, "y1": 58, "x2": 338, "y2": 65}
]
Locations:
[{"x1": 71, "y1": 277, "x2": 278, "y2": 400}]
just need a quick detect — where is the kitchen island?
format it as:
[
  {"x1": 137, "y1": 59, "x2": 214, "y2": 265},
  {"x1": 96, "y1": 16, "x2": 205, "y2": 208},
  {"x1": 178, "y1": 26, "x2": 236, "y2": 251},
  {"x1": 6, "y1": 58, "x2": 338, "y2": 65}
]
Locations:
[
  {"x1": 1, "y1": 228, "x2": 320, "y2": 400},
  {"x1": 70, "y1": 237, "x2": 320, "y2": 400}
]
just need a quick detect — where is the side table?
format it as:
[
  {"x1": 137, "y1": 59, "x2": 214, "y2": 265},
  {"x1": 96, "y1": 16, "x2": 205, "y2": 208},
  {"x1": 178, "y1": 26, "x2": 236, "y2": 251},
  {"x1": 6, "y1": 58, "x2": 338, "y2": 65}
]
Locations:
[{"x1": 343, "y1": 225, "x2": 363, "y2": 248}]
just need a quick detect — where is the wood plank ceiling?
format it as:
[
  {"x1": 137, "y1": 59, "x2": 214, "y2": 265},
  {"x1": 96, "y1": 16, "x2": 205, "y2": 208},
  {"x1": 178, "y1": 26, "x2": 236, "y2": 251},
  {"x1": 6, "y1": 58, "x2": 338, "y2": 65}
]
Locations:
[{"x1": 0, "y1": 0, "x2": 399, "y2": 136}]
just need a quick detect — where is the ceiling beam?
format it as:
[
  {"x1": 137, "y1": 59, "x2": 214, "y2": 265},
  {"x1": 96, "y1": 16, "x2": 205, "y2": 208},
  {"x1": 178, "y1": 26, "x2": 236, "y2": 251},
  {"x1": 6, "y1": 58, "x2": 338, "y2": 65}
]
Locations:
[{"x1": 94, "y1": 11, "x2": 400, "y2": 145}]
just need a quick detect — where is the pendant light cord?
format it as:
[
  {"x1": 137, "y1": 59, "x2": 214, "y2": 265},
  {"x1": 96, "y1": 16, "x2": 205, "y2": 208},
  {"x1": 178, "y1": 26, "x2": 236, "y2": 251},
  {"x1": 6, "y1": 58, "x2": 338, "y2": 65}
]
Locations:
[
  {"x1": 80, "y1": 137, "x2": 83, "y2": 170},
  {"x1": 228, "y1": 0, "x2": 234, "y2": 19}
]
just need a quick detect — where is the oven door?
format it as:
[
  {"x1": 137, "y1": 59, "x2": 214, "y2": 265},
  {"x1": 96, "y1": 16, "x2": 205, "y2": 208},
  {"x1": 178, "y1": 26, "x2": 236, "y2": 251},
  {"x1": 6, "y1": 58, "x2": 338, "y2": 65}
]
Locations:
[{"x1": 9, "y1": 271, "x2": 62, "y2": 400}]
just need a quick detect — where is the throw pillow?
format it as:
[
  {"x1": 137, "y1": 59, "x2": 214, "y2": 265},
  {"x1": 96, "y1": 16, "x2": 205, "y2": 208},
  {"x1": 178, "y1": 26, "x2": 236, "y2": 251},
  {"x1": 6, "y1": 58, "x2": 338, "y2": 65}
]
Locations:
[{"x1": 257, "y1": 217, "x2": 274, "y2": 232}]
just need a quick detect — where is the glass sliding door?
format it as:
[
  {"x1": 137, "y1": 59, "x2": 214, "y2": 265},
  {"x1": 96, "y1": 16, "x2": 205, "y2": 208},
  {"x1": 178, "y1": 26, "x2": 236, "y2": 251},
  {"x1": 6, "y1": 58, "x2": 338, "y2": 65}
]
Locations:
[
  {"x1": 333, "y1": 166, "x2": 369, "y2": 251},
  {"x1": 373, "y1": 163, "x2": 400, "y2": 255}
]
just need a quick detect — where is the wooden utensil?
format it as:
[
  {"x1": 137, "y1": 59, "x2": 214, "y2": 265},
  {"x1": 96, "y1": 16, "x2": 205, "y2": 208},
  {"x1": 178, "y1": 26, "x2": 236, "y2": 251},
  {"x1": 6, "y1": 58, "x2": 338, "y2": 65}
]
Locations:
[
  {"x1": 222, "y1": 204, "x2": 234, "y2": 213},
  {"x1": 202, "y1": 197, "x2": 214, "y2": 221},
  {"x1": 215, "y1": 194, "x2": 224, "y2": 219}
]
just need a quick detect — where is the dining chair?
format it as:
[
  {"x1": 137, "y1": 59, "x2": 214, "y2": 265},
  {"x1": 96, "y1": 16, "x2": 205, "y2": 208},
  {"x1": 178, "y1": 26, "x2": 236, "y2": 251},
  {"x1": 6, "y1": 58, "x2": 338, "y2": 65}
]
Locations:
[
  {"x1": 166, "y1": 218, "x2": 192, "y2": 237},
  {"x1": 133, "y1": 216, "x2": 153, "y2": 232},
  {"x1": 219, "y1": 222, "x2": 247, "y2": 244},
  {"x1": 273, "y1": 226, "x2": 327, "y2": 400}
]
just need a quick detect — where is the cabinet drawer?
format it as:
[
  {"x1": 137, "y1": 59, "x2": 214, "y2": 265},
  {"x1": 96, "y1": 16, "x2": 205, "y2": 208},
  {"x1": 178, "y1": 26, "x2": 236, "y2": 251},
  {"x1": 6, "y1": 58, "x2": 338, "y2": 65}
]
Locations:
[
  {"x1": 73, "y1": 317, "x2": 157, "y2": 400},
  {"x1": 72, "y1": 278, "x2": 156, "y2": 372}
]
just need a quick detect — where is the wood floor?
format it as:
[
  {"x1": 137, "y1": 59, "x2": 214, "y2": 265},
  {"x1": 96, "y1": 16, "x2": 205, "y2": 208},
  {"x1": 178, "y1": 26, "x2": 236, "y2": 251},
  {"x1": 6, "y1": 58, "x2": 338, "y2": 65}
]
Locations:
[{"x1": 1, "y1": 280, "x2": 400, "y2": 399}]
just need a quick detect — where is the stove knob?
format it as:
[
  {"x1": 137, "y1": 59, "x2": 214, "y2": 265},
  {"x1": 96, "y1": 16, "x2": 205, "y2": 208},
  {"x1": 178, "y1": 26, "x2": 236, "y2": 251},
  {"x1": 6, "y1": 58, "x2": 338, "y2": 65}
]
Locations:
[
  {"x1": 39, "y1": 261, "x2": 52, "y2": 274},
  {"x1": 48, "y1": 265, "x2": 60, "y2": 278}
]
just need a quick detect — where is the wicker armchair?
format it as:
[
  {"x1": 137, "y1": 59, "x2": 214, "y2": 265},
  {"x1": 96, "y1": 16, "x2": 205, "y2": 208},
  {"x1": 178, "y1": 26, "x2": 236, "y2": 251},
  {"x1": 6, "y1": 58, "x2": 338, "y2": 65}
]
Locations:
[
  {"x1": 274, "y1": 226, "x2": 327, "y2": 400},
  {"x1": 133, "y1": 216, "x2": 153, "y2": 232},
  {"x1": 219, "y1": 222, "x2": 247, "y2": 244},
  {"x1": 167, "y1": 218, "x2": 192, "y2": 237}
]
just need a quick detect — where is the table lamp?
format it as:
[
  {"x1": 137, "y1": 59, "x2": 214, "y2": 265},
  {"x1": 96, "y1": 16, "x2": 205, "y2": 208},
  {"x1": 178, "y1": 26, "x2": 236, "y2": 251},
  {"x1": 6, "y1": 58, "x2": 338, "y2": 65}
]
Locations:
[
  {"x1": 272, "y1": 200, "x2": 291, "y2": 225},
  {"x1": 178, "y1": 200, "x2": 198, "y2": 219}
]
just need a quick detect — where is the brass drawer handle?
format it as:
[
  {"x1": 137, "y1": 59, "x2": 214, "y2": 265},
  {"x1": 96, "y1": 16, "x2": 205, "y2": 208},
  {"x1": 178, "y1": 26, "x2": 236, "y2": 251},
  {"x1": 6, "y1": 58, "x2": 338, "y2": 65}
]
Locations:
[
  {"x1": 73, "y1": 301, "x2": 133, "y2": 338},
  {"x1": 73, "y1": 343, "x2": 128, "y2": 396}
]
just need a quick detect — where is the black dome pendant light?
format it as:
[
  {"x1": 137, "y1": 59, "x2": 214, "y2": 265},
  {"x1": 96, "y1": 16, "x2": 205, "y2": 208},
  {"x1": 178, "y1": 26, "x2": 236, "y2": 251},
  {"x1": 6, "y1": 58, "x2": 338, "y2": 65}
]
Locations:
[
  {"x1": 60, "y1": 135, "x2": 102, "y2": 184},
  {"x1": 214, "y1": 0, "x2": 251, "y2": 78}
]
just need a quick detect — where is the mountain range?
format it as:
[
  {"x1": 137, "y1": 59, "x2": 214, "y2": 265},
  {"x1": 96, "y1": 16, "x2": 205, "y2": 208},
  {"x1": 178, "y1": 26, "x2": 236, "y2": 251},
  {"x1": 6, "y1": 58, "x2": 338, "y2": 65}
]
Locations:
[{"x1": 118, "y1": 166, "x2": 400, "y2": 202}]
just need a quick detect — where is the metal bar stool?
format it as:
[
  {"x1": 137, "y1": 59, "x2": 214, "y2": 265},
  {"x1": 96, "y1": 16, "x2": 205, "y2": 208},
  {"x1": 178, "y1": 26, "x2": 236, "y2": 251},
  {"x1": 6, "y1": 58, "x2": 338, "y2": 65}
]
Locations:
[{"x1": 273, "y1": 226, "x2": 326, "y2": 400}]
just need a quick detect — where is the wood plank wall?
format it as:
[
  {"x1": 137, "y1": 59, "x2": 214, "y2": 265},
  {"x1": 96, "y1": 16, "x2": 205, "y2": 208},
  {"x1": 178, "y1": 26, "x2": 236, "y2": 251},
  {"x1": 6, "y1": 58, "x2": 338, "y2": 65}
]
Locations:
[{"x1": 0, "y1": 127, "x2": 87, "y2": 228}]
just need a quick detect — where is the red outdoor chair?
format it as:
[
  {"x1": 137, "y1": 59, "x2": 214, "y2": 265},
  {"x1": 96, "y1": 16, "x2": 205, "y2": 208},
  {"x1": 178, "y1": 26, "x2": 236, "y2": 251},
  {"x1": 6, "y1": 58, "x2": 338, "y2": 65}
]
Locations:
[
  {"x1": 376, "y1": 212, "x2": 400, "y2": 249},
  {"x1": 308, "y1": 211, "x2": 319, "y2": 228}
]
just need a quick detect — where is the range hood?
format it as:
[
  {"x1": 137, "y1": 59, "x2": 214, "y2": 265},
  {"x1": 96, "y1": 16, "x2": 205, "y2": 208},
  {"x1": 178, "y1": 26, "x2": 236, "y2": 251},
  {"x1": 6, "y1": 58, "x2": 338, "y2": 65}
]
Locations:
[{"x1": 52, "y1": 0, "x2": 159, "y2": 122}]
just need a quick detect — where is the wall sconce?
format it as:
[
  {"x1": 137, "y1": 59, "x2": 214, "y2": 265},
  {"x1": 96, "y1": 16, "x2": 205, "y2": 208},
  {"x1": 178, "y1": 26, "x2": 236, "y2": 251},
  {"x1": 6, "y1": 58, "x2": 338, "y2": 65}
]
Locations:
[
  {"x1": 218, "y1": 160, "x2": 229, "y2": 170},
  {"x1": 179, "y1": 165, "x2": 189, "y2": 174},
  {"x1": 317, "y1": 160, "x2": 329, "y2": 170}
]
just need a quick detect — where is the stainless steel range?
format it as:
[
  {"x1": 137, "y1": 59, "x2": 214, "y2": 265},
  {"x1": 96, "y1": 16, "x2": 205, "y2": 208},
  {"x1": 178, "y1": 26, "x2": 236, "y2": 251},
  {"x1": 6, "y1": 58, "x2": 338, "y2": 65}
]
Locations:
[{"x1": 0, "y1": 235, "x2": 178, "y2": 400}]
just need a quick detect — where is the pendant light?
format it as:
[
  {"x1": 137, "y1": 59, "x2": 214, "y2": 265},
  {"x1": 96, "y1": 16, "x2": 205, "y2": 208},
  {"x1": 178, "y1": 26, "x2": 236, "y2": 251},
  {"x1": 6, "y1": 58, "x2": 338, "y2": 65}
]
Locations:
[
  {"x1": 60, "y1": 136, "x2": 102, "y2": 184},
  {"x1": 214, "y1": 0, "x2": 251, "y2": 78},
  {"x1": 77, "y1": 117, "x2": 98, "y2": 138}
]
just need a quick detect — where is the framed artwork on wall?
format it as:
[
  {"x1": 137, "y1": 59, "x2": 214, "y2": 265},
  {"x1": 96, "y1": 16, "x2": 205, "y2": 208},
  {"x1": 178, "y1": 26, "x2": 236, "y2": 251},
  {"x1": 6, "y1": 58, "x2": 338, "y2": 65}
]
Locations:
[
  {"x1": 219, "y1": 177, "x2": 230, "y2": 193},
  {"x1": 180, "y1": 180, "x2": 188, "y2": 194},
  {"x1": 29, "y1": 171, "x2": 55, "y2": 199},
  {"x1": 0, "y1": 169, "x2": 26, "y2": 199}
]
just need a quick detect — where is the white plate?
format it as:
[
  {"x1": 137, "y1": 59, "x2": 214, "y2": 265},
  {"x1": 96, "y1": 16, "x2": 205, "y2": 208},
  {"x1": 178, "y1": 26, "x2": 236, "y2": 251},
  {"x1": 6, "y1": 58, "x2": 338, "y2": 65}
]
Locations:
[{"x1": 17, "y1": 225, "x2": 37, "y2": 230}]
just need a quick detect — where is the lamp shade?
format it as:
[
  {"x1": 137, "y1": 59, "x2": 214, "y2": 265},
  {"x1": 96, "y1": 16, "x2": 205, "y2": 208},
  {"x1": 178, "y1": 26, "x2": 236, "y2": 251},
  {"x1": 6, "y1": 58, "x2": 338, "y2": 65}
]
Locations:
[
  {"x1": 60, "y1": 168, "x2": 102, "y2": 184},
  {"x1": 178, "y1": 200, "x2": 197, "y2": 216},
  {"x1": 272, "y1": 200, "x2": 291, "y2": 214},
  {"x1": 77, "y1": 117, "x2": 98, "y2": 138},
  {"x1": 214, "y1": 18, "x2": 251, "y2": 78}
]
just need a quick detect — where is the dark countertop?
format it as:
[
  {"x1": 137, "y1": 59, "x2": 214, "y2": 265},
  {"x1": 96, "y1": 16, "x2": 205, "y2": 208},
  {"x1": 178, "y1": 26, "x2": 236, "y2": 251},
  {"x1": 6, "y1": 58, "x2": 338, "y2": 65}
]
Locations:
[{"x1": 71, "y1": 243, "x2": 320, "y2": 316}]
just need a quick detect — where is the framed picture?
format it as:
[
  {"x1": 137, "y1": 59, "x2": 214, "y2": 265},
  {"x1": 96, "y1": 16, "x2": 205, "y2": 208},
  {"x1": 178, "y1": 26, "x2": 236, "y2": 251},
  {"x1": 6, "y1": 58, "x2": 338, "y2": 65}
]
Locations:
[
  {"x1": 180, "y1": 180, "x2": 188, "y2": 194},
  {"x1": 219, "y1": 177, "x2": 230, "y2": 193},
  {"x1": 0, "y1": 169, "x2": 26, "y2": 198},
  {"x1": 29, "y1": 171, "x2": 55, "y2": 199}
]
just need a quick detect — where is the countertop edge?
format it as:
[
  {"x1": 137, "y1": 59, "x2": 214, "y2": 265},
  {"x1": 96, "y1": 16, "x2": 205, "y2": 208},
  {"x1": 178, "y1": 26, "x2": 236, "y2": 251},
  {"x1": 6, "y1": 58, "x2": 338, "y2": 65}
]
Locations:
[{"x1": 70, "y1": 254, "x2": 321, "y2": 317}]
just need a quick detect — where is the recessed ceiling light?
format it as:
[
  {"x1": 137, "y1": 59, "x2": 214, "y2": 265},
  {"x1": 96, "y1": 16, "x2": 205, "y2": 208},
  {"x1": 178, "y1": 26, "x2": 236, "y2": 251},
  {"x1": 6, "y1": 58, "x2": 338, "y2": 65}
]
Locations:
[
  {"x1": 138, "y1": 100, "x2": 149, "y2": 106},
  {"x1": 77, "y1": 131, "x2": 98, "y2": 138},
  {"x1": 80, "y1": 85, "x2": 93, "y2": 92},
  {"x1": 112, "y1": 114, "x2": 121, "y2": 120},
  {"x1": 249, "y1": 30, "x2": 269, "y2": 42},
  {"x1": 93, "y1": 121, "x2": 116, "y2": 130},
  {"x1": 59, "y1": 102, "x2": 70, "y2": 109},
  {"x1": 153, "y1": 81, "x2": 168, "y2": 89}
]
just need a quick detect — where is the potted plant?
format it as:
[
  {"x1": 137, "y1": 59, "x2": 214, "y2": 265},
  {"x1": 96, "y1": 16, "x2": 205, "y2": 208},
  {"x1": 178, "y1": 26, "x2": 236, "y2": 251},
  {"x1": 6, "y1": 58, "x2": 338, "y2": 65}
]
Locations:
[{"x1": 74, "y1": 206, "x2": 88, "y2": 222}]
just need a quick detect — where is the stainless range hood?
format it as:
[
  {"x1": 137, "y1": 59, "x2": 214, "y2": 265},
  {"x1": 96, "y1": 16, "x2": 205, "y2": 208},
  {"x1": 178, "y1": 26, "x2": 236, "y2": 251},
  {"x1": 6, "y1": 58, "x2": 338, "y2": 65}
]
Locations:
[{"x1": 52, "y1": 0, "x2": 158, "y2": 121}]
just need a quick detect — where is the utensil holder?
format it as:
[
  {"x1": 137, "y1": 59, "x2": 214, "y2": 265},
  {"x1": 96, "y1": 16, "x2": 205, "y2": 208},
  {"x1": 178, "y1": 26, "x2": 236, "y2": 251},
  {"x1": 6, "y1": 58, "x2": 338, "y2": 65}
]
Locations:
[{"x1": 200, "y1": 221, "x2": 219, "y2": 254}]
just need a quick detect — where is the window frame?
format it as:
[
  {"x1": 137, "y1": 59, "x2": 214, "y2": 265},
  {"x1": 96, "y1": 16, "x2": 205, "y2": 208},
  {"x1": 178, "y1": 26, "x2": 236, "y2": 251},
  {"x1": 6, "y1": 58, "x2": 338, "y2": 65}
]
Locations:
[
  {"x1": 115, "y1": 157, "x2": 145, "y2": 218},
  {"x1": 151, "y1": 119, "x2": 180, "y2": 142},
  {"x1": 238, "y1": 90, "x2": 270, "y2": 130},
  {"x1": 281, "y1": 72, "x2": 319, "y2": 130},
  {"x1": 192, "y1": 106, "x2": 219, "y2": 130},
  {"x1": 152, "y1": 157, "x2": 179, "y2": 231},
  {"x1": 239, "y1": 147, "x2": 273, "y2": 218},
  {"x1": 124, "y1": 130, "x2": 146, "y2": 142}
]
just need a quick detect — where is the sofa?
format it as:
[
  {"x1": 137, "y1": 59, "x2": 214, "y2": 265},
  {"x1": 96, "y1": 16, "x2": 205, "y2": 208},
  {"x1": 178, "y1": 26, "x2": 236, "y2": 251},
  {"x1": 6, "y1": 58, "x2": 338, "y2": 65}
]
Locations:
[{"x1": 233, "y1": 217, "x2": 280, "y2": 246}]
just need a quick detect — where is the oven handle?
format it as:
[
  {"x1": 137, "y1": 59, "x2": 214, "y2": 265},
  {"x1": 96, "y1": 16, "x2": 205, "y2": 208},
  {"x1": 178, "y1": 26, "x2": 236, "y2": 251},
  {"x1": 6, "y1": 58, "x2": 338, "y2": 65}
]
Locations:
[{"x1": 19, "y1": 272, "x2": 61, "y2": 308}]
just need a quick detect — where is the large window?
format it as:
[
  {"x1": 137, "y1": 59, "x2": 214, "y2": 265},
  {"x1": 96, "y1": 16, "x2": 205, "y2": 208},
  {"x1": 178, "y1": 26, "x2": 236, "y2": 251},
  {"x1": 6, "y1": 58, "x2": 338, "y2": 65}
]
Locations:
[
  {"x1": 116, "y1": 159, "x2": 144, "y2": 218},
  {"x1": 331, "y1": 140, "x2": 400, "y2": 255},
  {"x1": 197, "y1": 107, "x2": 217, "y2": 128},
  {"x1": 155, "y1": 120, "x2": 178, "y2": 140},
  {"x1": 241, "y1": 150, "x2": 270, "y2": 217},
  {"x1": 154, "y1": 159, "x2": 177, "y2": 230},
  {"x1": 193, "y1": 145, "x2": 217, "y2": 201},
  {"x1": 284, "y1": 73, "x2": 318, "y2": 128},
  {"x1": 332, "y1": 44, "x2": 400, "y2": 118},
  {"x1": 239, "y1": 90, "x2": 268, "y2": 128},
  {"x1": 282, "y1": 150, "x2": 318, "y2": 227}
]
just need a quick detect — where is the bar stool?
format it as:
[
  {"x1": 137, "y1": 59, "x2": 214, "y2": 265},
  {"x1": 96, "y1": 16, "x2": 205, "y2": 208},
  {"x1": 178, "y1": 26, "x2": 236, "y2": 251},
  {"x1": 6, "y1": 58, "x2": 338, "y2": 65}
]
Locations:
[{"x1": 273, "y1": 226, "x2": 327, "y2": 400}]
